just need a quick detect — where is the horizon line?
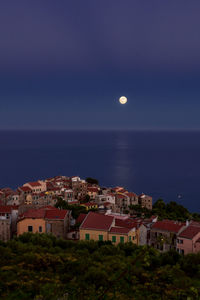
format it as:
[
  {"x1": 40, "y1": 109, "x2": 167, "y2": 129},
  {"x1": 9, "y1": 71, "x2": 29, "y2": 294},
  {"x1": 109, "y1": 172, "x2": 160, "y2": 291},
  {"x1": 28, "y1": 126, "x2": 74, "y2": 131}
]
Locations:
[{"x1": 1, "y1": 128, "x2": 200, "y2": 132}]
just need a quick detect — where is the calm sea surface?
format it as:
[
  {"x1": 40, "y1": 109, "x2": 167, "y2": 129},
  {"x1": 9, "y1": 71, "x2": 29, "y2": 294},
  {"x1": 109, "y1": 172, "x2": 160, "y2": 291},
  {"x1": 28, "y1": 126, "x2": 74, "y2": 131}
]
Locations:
[{"x1": 0, "y1": 130, "x2": 199, "y2": 212}]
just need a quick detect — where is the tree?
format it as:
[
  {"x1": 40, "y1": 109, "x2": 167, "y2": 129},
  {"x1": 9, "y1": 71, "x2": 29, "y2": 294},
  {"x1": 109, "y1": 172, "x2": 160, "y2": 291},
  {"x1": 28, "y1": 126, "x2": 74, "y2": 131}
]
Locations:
[{"x1": 86, "y1": 177, "x2": 99, "y2": 185}]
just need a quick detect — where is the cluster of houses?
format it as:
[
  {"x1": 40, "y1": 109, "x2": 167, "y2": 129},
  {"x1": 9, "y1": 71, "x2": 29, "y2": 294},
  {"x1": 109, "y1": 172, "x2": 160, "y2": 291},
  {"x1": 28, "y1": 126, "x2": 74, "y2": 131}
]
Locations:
[{"x1": 0, "y1": 175, "x2": 200, "y2": 255}]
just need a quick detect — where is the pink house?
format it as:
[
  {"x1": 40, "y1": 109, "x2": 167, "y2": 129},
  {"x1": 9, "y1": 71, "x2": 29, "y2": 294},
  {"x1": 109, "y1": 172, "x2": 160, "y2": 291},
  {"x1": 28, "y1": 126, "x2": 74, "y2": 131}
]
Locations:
[{"x1": 177, "y1": 223, "x2": 200, "y2": 255}]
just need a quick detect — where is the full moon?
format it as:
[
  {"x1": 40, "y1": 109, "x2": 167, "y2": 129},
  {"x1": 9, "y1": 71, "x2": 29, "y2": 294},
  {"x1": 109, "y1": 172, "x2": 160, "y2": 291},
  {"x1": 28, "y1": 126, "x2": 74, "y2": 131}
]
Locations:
[{"x1": 119, "y1": 96, "x2": 127, "y2": 104}]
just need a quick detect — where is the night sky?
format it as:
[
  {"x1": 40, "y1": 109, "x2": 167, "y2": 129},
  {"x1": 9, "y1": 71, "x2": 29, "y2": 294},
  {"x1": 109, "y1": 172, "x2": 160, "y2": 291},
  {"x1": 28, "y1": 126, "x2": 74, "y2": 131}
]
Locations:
[{"x1": 1, "y1": 1, "x2": 200, "y2": 130}]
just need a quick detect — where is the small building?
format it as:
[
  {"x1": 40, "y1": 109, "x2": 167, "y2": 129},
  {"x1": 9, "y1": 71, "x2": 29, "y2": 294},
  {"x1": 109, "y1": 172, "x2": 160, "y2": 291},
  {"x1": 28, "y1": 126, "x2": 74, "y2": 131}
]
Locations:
[
  {"x1": 125, "y1": 192, "x2": 139, "y2": 206},
  {"x1": 17, "y1": 207, "x2": 71, "y2": 239},
  {"x1": 18, "y1": 186, "x2": 32, "y2": 197},
  {"x1": 72, "y1": 178, "x2": 88, "y2": 200},
  {"x1": 64, "y1": 189, "x2": 74, "y2": 201},
  {"x1": 80, "y1": 212, "x2": 138, "y2": 244},
  {"x1": 108, "y1": 227, "x2": 136, "y2": 244},
  {"x1": 0, "y1": 205, "x2": 19, "y2": 241},
  {"x1": 23, "y1": 180, "x2": 47, "y2": 194},
  {"x1": 177, "y1": 223, "x2": 200, "y2": 255},
  {"x1": 81, "y1": 202, "x2": 98, "y2": 211},
  {"x1": 139, "y1": 193, "x2": 152, "y2": 210},
  {"x1": 80, "y1": 212, "x2": 114, "y2": 242},
  {"x1": 6, "y1": 191, "x2": 21, "y2": 206},
  {"x1": 87, "y1": 187, "x2": 99, "y2": 200},
  {"x1": 150, "y1": 220, "x2": 185, "y2": 252}
]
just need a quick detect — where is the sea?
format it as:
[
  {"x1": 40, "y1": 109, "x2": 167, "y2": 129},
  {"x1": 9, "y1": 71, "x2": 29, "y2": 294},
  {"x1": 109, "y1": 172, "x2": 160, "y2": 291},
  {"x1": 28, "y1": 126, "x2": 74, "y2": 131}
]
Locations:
[{"x1": 0, "y1": 130, "x2": 199, "y2": 212}]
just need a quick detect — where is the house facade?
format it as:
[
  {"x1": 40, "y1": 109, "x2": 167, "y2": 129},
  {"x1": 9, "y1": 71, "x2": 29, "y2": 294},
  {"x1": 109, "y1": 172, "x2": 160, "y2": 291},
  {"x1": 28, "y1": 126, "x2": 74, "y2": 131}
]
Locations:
[
  {"x1": 17, "y1": 207, "x2": 71, "y2": 239},
  {"x1": 23, "y1": 181, "x2": 47, "y2": 194},
  {"x1": 139, "y1": 193, "x2": 152, "y2": 210},
  {"x1": 177, "y1": 223, "x2": 200, "y2": 255},
  {"x1": 150, "y1": 220, "x2": 185, "y2": 252},
  {"x1": 80, "y1": 212, "x2": 138, "y2": 244},
  {"x1": 0, "y1": 206, "x2": 19, "y2": 241}
]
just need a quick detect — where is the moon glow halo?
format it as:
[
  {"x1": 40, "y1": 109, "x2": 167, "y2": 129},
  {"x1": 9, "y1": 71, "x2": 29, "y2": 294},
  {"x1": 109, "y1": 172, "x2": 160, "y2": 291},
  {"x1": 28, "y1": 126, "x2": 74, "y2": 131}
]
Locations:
[{"x1": 119, "y1": 96, "x2": 127, "y2": 104}]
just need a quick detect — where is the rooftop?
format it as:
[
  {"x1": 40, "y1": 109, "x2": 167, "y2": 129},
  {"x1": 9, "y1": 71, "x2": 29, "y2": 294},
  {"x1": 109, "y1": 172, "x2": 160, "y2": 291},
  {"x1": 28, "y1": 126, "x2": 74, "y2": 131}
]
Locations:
[
  {"x1": 80, "y1": 212, "x2": 114, "y2": 231},
  {"x1": 152, "y1": 220, "x2": 185, "y2": 233},
  {"x1": 179, "y1": 225, "x2": 200, "y2": 239},
  {"x1": 109, "y1": 227, "x2": 131, "y2": 234},
  {"x1": 0, "y1": 205, "x2": 18, "y2": 213},
  {"x1": 26, "y1": 181, "x2": 42, "y2": 187},
  {"x1": 19, "y1": 207, "x2": 69, "y2": 220}
]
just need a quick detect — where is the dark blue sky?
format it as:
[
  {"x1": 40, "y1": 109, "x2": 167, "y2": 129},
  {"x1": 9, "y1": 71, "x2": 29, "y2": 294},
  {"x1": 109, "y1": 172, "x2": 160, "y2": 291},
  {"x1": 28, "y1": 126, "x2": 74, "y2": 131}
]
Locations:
[{"x1": 1, "y1": 1, "x2": 200, "y2": 130}]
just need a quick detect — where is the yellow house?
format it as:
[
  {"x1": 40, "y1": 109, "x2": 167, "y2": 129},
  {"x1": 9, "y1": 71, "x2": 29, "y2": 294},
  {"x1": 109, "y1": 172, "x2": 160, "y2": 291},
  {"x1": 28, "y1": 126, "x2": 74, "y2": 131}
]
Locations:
[
  {"x1": 17, "y1": 209, "x2": 46, "y2": 235},
  {"x1": 80, "y1": 212, "x2": 114, "y2": 241},
  {"x1": 17, "y1": 207, "x2": 71, "y2": 238},
  {"x1": 80, "y1": 212, "x2": 138, "y2": 244},
  {"x1": 108, "y1": 227, "x2": 137, "y2": 244},
  {"x1": 81, "y1": 202, "x2": 98, "y2": 211}
]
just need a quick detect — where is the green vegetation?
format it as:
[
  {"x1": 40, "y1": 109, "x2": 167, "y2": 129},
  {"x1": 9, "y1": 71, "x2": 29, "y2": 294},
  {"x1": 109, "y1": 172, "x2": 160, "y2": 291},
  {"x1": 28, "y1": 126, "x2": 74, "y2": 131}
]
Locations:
[
  {"x1": 55, "y1": 199, "x2": 97, "y2": 219},
  {"x1": 0, "y1": 233, "x2": 199, "y2": 299},
  {"x1": 55, "y1": 198, "x2": 87, "y2": 219},
  {"x1": 130, "y1": 199, "x2": 200, "y2": 222},
  {"x1": 152, "y1": 199, "x2": 199, "y2": 221},
  {"x1": 85, "y1": 177, "x2": 99, "y2": 185},
  {"x1": 129, "y1": 204, "x2": 152, "y2": 218}
]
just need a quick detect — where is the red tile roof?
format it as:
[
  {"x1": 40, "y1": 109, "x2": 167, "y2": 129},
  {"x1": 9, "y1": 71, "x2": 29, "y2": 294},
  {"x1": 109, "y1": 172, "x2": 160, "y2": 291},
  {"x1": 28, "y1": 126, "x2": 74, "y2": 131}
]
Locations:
[
  {"x1": 0, "y1": 205, "x2": 18, "y2": 213},
  {"x1": 179, "y1": 225, "x2": 200, "y2": 239},
  {"x1": 190, "y1": 221, "x2": 200, "y2": 227},
  {"x1": 152, "y1": 220, "x2": 184, "y2": 233},
  {"x1": 20, "y1": 208, "x2": 45, "y2": 219},
  {"x1": 27, "y1": 181, "x2": 42, "y2": 187},
  {"x1": 19, "y1": 207, "x2": 68, "y2": 220},
  {"x1": 126, "y1": 192, "x2": 137, "y2": 197},
  {"x1": 109, "y1": 227, "x2": 131, "y2": 234},
  {"x1": 80, "y1": 212, "x2": 114, "y2": 231},
  {"x1": 18, "y1": 186, "x2": 32, "y2": 192},
  {"x1": 115, "y1": 218, "x2": 138, "y2": 229},
  {"x1": 116, "y1": 194, "x2": 127, "y2": 199},
  {"x1": 76, "y1": 213, "x2": 87, "y2": 224},
  {"x1": 45, "y1": 209, "x2": 68, "y2": 220}
]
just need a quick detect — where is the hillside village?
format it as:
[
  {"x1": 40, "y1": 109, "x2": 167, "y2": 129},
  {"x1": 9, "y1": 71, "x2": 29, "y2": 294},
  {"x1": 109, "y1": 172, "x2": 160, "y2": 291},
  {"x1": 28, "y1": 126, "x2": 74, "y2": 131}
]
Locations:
[{"x1": 0, "y1": 175, "x2": 200, "y2": 255}]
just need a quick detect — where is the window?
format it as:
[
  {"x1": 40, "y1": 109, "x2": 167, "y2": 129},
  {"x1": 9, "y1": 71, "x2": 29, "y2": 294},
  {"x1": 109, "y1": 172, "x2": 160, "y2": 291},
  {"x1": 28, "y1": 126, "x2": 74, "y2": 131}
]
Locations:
[
  {"x1": 129, "y1": 236, "x2": 131, "y2": 242},
  {"x1": 28, "y1": 226, "x2": 33, "y2": 232},
  {"x1": 39, "y1": 226, "x2": 42, "y2": 233},
  {"x1": 120, "y1": 236, "x2": 124, "y2": 243},
  {"x1": 99, "y1": 235, "x2": 103, "y2": 241},
  {"x1": 112, "y1": 236, "x2": 116, "y2": 243},
  {"x1": 85, "y1": 233, "x2": 90, "y2": 241},
  {"x1": 132, "y1": 236, "x2": 135, "y2": 240},
  {"x1": 178, "y1": 239, "x2": 183, "y2": 244}
]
